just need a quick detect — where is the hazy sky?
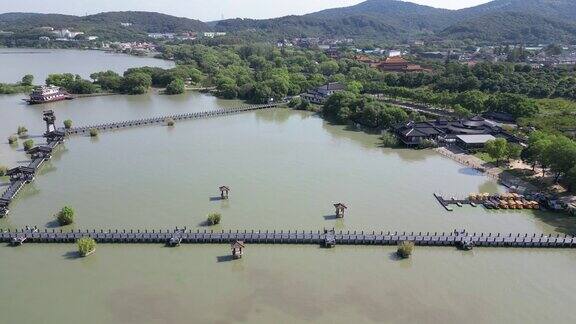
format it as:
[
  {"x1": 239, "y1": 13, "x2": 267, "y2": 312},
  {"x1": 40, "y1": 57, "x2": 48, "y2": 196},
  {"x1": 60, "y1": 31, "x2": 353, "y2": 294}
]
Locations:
[{"x1": 0, "y1": 0, "x2": 492, "y2": 21}]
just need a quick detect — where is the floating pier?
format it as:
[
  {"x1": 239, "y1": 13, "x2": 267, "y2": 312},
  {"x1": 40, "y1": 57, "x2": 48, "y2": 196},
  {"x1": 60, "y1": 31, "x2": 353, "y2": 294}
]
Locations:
[
  {"x1": 1, "y1": 228, "x2": 575, "y2": 249},
  {"x1": 434, "y1": 193, "x2": 477, "y2": 211}
]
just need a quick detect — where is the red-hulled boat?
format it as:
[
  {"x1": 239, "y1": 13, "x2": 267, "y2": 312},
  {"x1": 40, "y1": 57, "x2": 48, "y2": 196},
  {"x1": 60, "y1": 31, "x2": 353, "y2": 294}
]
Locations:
[{"x1": 24, "y1": 86, "x2": 73, "y2": 105}]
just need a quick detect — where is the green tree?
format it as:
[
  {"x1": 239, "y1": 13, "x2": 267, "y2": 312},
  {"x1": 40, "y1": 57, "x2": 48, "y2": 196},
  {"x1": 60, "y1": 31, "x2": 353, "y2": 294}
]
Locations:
[
  {"x1": 216, "y1": 76, "x2": 238, "y2": 99},
  {"x1": 63, "y1": 119, "x2": 73, "y2": 129},
  {"x1": 121, "y1": 72, "x2": 152, "y2": 95},
  {"x1": 77, "y1": 237, "x2": 96, "y2": 257},
  {"x1": 484, "y1": 138, "x2": 508, "y2": 165},
  {"x1": 57, "y1": 206, "x2": 75, "y2": 226},
  {"x1": 346, "y1": 81, "x2": 363, "y2": 94},
  {"x1": 68, "y1": 78, "x2": 98, "y2": 94},
  {"x1": 397, "y1": 241, "x2": 414, "y2": 259},
  {"x1": 8, "y1": 135, "x2": 17, "y2": 145},
  {"x1": 165, "y1": 79, "x2": 185, "y2": 95},
  {"x1": 453, "y1": 104, "x2": 472, "y2": 118},
  {"x1": 91, "y1": 71, "x2": 122, "y2": 92},
  {"x1": 485, "y1": 93, "x2": 538, "y2": 119},
  {"x1": 23, "y1": 139, "x2": 34, "y2": 151},
  {"x1": 288, "y1": 97, "x2": 302, "y2": 108},
  {"x1": 381, "y1": 131, "x2": 399, "y2": 148},
  {"x1": 17, "y1": 126, "x2": 28, "y2": 136},
  {"x1": 506, "y1": 143, "x2": 523, "y2": 161},
  {"x1": 89, "y1": 129, "x2": 98, "y2": 137},
  {"x1": 319, "y1": 61, "x2": 340, "y2": 76},
  {"x1": 21, "y1": 74, "x2": 34, "y2": 86},
  {"x1": 455, "y1": 90, "x2": 487, "y2": 114},
  {"x1": 546, "y1": 136, "x2": 576, "y2": 182},
  {"x1": 0, "y1": 165, "x2": 7, "y2": 177},
  {"x1": 299, "y1": 99, "x2": 310, "y2": 110},
  {"x1": 207, "y1": 213, "x2": 222, "y2": 225},
  {"x1": 251, "y1": 83, "x2": 273, "y2": 104},
  {"x1": 322, "y1": 91, "x2": 359, "y2": 123},
  {"x1": 565, "y1": 166, "x2": 576, "y2": 192}
]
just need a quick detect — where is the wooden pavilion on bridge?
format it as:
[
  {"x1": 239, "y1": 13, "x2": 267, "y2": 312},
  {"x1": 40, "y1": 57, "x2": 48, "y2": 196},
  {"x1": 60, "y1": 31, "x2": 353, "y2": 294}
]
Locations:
[
  {"x1": 28, "y1": 146, "x2": 53, "y2": 159},
  {"x1": 6, "y1": 166, "x2": 36, "y2": 182},
  {"x1": 219, "y1": 186, "x2": 230, "y2": 200},
  {"x1": 334, "y1": 203, "x2": 347, "y2": 218},
  {"x1": 231, "y1": 240, "x2": 245, "y2": 259},
  {"x1": 45, "y1": 129, "x2": 66, "y2": 141},
  {"x1": 43, "y1": 110, "x2": 56, "y2": 135}
]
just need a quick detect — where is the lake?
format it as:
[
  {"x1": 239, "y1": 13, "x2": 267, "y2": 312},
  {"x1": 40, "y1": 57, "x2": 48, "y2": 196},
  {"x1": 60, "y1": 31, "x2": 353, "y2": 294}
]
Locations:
[
  {"x1": 0, "y1": 48, "x2": 174, "y2": 84},
  {"x1": 1, "y1": 52, "x2": 576, "y2": 323}
]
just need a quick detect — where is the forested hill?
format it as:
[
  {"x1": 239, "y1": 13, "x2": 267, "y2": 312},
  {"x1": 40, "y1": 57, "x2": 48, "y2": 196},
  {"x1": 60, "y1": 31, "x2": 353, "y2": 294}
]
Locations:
[
  {"x1": 2, "y1": 0, "x2": 576, "y2": 44},
  {"x1": 215, "y1": 0, "x2": 576, "y2": 44},
  {"x1": 306, "y1": 0, "x2": 451, "y2": 32},
  {"x1": 0, "y1": 11, "x2": 210, "y2": 40}
]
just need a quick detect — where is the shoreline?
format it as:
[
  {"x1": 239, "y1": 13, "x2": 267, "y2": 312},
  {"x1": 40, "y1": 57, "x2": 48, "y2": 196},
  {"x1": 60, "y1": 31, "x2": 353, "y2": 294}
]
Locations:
[{"x1": 433, "y1": 147, "x2": 538, "y2": 192}]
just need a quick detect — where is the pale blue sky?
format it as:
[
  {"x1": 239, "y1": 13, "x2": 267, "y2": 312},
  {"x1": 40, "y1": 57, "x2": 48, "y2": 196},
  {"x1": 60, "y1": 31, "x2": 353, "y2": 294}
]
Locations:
[{"x1": 0, "y1": 0, "x2": 491, "y2": 21}]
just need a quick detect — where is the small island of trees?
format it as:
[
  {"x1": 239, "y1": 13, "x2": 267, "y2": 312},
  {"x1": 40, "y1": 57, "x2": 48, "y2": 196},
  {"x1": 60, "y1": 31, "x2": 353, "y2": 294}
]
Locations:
[
  {"x1": 57, "y1": 206, "x2": 75, "y2": 226},
  {"x1": 77, "y1": 237, "x2": 96, "y2": 257},
  {"x1": 17, "y1": 126, "x2": 28, "y2": 137},
  {"x1": 23, "y1": 139, "x2": 34, "y2": 151},
  {"x1": 206, "y1": 212, "x2": 222, "y2": 226},
  {"x1": 397, "y1": 241, "x2": 415, "y2": 259}
]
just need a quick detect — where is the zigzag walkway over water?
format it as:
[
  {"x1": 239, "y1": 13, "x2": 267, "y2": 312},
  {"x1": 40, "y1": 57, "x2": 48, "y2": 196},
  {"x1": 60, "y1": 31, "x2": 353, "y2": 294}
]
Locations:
[
  {"x1": 0, "y1": 111, "x2": 66, "y2": 217},
  {"x1": 1, "y1": 104, "x2": 280, "y2": 217},
  {"x1": 66, "y1": 103, "x2": 280, "y2": 135},
  {"x1": 2, "y1": 228, "x2": 576, "y2": 249}
]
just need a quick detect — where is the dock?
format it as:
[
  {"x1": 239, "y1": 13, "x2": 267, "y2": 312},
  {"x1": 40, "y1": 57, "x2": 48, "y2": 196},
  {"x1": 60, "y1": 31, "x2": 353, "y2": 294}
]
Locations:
[
  {"x1": 433, "y1": 193, "x2": 477, "y2": 211},
  {"x1": 434, "y1": 192, "x2": 541, "y2": 212},
  {"x1": 1, "y1": 228, "x2": 575, "y2": 249}
]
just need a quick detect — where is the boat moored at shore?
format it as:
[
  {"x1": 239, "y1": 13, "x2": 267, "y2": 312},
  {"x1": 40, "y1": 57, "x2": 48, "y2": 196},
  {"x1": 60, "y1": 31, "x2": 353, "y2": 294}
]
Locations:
[{"x1": 24, "y1": 86, "x2": 73, "y2": 105}]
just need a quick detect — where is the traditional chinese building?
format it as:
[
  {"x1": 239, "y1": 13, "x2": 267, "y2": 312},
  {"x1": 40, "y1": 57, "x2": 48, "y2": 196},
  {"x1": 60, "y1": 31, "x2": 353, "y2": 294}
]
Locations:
[
  {"x1": 394, "y1": 116, "x2": 518, "y2": 148},
  {"x1": 377, "y1": 56, "x2": 427, "y2": 73},
  {"x1": 301, "y1": 82, "x2": 346, "y2": 104}
]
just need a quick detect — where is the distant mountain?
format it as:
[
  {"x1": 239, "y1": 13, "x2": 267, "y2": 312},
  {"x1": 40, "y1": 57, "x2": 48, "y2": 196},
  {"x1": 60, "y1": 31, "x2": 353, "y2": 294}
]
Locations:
[
  {"x1": 453, "y1": 0, "x2": 576, "y2": 24},
  {"x1": 215, "y1": 0, "x2": 576, "y2": 43},
  {"x1": 306, "y1": 0, "x2": 451, "y2": 32},
  {"x1": 2, "y1": 0, "x2": 576, "y2": 44},
  {"x1": 0, "y1": 11, "x2": 210, "y2": 41},
  {"x1": 215, "y1": 15, "x2": 403, "y2": 41},
  {"x1": 442, "y1": 11, "x2": 576, "y2": 44}
]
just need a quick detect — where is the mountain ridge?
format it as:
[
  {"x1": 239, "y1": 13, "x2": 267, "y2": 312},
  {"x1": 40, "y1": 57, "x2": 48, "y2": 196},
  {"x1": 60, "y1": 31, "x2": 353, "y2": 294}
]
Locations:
[{"x1": 1, "y1": 0, "x2": 576, "y2": 43}]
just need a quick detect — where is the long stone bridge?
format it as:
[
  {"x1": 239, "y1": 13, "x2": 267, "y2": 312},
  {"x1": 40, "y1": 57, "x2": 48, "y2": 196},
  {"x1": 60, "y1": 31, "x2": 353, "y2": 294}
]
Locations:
[
  {"x1": 66, "y1": 103, "x2": 280, "y2": 135},
  {"x1": 2, "y1": 228, "x2": 576, "y2": 249}
]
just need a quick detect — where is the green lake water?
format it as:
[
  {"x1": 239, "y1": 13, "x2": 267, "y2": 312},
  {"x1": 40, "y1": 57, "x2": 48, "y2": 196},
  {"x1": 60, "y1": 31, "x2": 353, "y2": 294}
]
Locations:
[
  {"x1": 0, "y1": 48, "x2": 174, "y2": 83},
  {"x1": 1, "y1": 57, "x2": 576, "y2": 323}
]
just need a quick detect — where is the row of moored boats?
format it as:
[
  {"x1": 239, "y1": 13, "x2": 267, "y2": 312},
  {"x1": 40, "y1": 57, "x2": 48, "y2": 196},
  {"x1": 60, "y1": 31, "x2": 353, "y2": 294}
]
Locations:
[{"x1": 469, "y1": 193, "x2": 540, "y2": 210}]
